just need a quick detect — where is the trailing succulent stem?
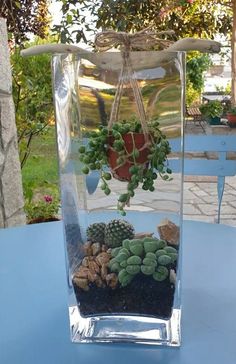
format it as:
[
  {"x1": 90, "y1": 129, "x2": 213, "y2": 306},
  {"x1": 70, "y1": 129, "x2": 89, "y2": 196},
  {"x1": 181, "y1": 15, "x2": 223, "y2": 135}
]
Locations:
[
  {"x1": 79, "y1": 119, "x2": 172, "y2": 215},
  {"x1": 109, "y1": 236, "x2": 178, "y2": 287}
]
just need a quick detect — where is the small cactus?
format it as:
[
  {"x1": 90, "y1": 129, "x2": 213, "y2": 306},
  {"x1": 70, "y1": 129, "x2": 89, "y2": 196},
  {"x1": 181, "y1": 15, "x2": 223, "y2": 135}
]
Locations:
[{"x1": 109, "y1": 236, "x2": 178, "y2": 287}]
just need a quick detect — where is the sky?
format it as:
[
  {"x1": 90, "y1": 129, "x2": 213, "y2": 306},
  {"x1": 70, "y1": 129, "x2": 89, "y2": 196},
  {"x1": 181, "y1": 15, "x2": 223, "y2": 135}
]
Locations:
[
  {"x1": 49, "y1": 0, "x2": 63, "y2": 26},
  {"x1": 48, "y1": 0, "x2": 94, "y2": 48}
]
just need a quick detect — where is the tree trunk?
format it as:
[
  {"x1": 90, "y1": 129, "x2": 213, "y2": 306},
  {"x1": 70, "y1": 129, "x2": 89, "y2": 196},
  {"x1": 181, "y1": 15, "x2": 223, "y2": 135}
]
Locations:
[{"x1": 232, "y1": 0, "x2": 236, "y2": 105}]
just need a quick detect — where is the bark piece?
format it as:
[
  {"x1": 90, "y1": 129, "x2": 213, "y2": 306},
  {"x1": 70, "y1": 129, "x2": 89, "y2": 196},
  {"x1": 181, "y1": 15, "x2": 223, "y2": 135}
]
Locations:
[{"x1": 158, "y1": 219, "x2": 179, "y2": 245}]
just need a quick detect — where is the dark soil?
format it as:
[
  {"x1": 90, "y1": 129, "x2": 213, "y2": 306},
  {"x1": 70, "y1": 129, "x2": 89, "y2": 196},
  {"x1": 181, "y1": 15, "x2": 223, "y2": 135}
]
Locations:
[
  {"x1": 74, "y1": 274, "x2": 175, "y2": 319},
  {"x1": 28, "y1": 217, "x2": 60, "y2": 224}
]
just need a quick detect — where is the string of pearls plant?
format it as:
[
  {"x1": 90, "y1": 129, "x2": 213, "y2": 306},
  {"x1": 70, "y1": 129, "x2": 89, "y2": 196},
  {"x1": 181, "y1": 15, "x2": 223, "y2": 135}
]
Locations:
[{"x1": 79, "y1": 119, "x2": 172, "y2": 216}]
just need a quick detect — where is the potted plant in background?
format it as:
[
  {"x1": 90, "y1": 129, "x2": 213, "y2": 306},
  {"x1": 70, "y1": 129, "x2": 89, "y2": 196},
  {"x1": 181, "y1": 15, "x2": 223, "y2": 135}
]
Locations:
[
  {"x1": 25, "y1": 194, "x2": 60, "y2": 224},
  {"x1": 199, "y1": 100, "x2": 223, "y2": 125},
  {"x1": 226, "y1": 106, "x2": 236, "y2": 127}
]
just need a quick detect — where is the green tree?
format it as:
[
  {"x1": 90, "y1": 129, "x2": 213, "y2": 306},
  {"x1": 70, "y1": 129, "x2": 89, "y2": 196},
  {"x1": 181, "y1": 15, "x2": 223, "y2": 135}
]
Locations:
[
  {"x1": 53, "y1": 0, "x2": 232, "y2": 44},
  {"x1": 0, "y1": 0, "x2": 50, "y2": 44},
  {"x1": 53, "y1": 0, "x2": 232, "y2": 106},
  {"x1": 11, "y1": 37, "x2": 53, "y2": 167},
  {"x1": 186, "y1": 53, "x2": 212, "y2": 105}
]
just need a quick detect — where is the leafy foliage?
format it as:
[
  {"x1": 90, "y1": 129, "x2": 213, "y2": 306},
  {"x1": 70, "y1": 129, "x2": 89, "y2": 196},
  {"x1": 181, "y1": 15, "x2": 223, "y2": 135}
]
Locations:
[
  {"x1": 187, "y1": 53, "x2": 212, "y2": 92},
  {"x1": 24, "y1": 194, "x2": 60, "y2": 221},
  {"x1": 186, "y1": 52, "x2": 212, "y2": 105},
  {"x1": 199, "y1": 100, "x2": 223, "y2": 118},
  {"x1": 11, "y1": 38, "x2": 53, "y2": 167},
  {"x1": 0, "y1": 0, "x2": 50, "y2": 44},
  {"x1": 53, "y1": 0, "x2": 232, "y2": 44}
]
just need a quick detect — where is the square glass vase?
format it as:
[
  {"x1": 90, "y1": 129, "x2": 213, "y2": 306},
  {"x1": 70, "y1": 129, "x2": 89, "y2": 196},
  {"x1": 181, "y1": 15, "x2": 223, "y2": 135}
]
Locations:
[{"x1": 52, "y1": 50, "x2": 185, "y2": 346}]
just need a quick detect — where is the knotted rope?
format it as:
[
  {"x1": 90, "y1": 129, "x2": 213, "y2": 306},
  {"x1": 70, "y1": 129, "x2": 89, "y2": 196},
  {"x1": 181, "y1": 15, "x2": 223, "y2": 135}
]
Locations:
[{"x1": 95, "y1": 29, "x2": 174, "y2": 135}]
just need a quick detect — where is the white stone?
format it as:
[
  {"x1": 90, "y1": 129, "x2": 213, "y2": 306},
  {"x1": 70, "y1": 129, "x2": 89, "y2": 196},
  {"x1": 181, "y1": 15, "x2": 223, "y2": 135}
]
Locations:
[
  {"x1": 0, "y1": 19, "x2": 11, "y2": 95},
  {"x1": 0, "y1": 207, "x2": 4, "y2": 228},
  {"x1": 0, "y1": 98, "x2": 18, "y2": 149},
  {"x1": 191, "y1": 189, "x2": 209, "y2": 197},
  {"x1": 148, "y1": 200, "x2": 180, "y2": 212},
  {"x1": 220, "y1": 205, "x2": 236, "y2": 214},
  {"x1": 6, "y1": 210, "x2": 26, "y2": 227},
  {"x1": 0, "y1": 18, "x2": 26, "y2": 227},
  {"x1": 201, "y1": 194, "x2": 235, "y2": 204},
  {"x1": 228, "y1": 200, "x2": 236, "y2": 207},
  {"x1": 197, "y1": 204, "x2": 218, "y2": 216},
  {"x1": 183, "y1": 204, "x2": 201, "y2": 215},
  {"x1": 1, "y1": 141, "x2": 25, "y2": 219},
  {"x1": 0, "y1": 149, "x2": 4, "y2": 168}
]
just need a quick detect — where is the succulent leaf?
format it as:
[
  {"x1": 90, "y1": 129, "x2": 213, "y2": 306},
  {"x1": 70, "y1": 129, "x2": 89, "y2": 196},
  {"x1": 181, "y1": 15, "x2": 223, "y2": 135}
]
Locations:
[
  {"x1": 144, "y1": 240, "x2": 159, "y2": 253},
  {"x1": 129, "y1": 243, "x2": 143, "y2": 256},
  {"x1": 127, "y1": 256, "x2": 142, "y2": 265},
  {"x1": 122, "y1": 239, "x2": 131, "y2": 249},
  {"x1": 120, "y1": 260, "x2": 128, "y2": 268},
  {"x1": 110, "y1": 262, "x2": 121, "y2": 273},
  {"x1": 155, "y1": 249, "x2": 167, "y2": 258},
  {"x1": 142, "y1": 257, "x2": 157, "y2": 267},
  {"x1": 119, "y1": 248, "x2": 130, "y2": 257},
  {"x1": 168, "y1": 253, "x2": 178, "y2": 263},
  {"x1": 145, "y1": 252, "x2": 156, "y2": 260},
  {"x1": 126, "y1": 265, "x2": 141, "y2": 275},
  {"x1": 153, "y1": 266, "x2": 169, "y2": 281},
  {"x1": 157, "y1": 255, "x2": 172, "y2": 266},
  {"x1": 118, "y1": 269, "x2": 133, "y2": 286},
  {"x1": 156, "y1": 239, "x2": 167, "y2": 249},
  {"x1": 141, "y1": 265, "x2": 155, "y2": 275},
  {"x1": 164, "y1": 246, "x2": 178, "y2": 254},
  {"x1": 115, "y1": 252, "x2": 129, "y2": 263},
  {"x1": 111, "y1": 247, "x2": 122, "y2": 257}
]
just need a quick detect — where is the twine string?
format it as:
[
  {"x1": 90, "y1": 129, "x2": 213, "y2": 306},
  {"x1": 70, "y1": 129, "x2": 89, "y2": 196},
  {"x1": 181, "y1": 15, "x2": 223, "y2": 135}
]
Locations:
[{"x1": 95, "y1": 29, "x2": 174, "y2": 136}]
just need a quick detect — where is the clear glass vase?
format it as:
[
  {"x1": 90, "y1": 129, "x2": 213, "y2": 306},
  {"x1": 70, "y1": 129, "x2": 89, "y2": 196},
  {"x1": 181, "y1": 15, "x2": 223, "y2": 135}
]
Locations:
[{"x1": 52, "y1": 50, "x2": 184, "y2": 346}]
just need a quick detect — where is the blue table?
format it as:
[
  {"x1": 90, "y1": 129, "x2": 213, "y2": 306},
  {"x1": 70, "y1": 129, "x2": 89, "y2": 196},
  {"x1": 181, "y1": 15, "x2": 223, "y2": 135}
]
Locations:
[{"x1": 0, "y1": 220, "x2": 236, "y2": 364}]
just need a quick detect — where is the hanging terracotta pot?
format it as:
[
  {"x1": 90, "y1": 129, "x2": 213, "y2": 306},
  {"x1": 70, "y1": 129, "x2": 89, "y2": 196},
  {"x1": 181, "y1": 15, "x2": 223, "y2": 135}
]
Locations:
[
  {"x1": 107, "y1": 132, "x2": 150, "y2": 181},
  {"x1": 227, "y1": 113, "x2": 236, "y2": 127}
]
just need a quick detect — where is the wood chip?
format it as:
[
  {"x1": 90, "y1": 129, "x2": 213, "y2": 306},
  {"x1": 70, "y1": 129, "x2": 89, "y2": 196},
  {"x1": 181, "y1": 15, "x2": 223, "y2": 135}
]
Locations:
[
  {"x1": 74, "y1": 266, "x2": 89, "y2": 279},
  {"x1": 96, "y1": 252, "x2": 111, "y2": 266},
  {"x1": 83, "y1": 242, "x2": 93, "y2": 256},
  {"x1": 91, "y1": 243, "x2": 101, "y2": 256},
  {"x1": 88, "y1": 260, "x2": 100, "y2": 274},
  {"x1": 158, "y1": 219, "x2": 180, "y2": 245},
  {"x1": 101, "y1": 264, "x2": 108, "y2": 280},
  {"x1": 73, "y1": 277, "x2": 89, "y2": 291},
  {"x1": 106, "y1": 273, "x2": 118, "y2": 289}
]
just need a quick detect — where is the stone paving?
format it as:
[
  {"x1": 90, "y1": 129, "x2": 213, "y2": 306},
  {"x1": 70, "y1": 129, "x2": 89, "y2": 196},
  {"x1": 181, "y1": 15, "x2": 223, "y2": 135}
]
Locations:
[
  {"x1": 183, "y1": 176, "x2": 236, "y2": 226},
  {"x1": 184, "y1": 121, "x2": 236, "y2": 226},
  {"x1": 86, "y1": 121, "x2": 236, "y2": 227}
]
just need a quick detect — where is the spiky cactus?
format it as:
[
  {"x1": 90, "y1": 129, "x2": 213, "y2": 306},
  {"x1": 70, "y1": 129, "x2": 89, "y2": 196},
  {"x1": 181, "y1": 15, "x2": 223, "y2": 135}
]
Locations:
[
  {"x1": 86, "y1": 222, "x2": 106, "y2": 244},
  {"x1": 104, "y1": 219, "x2": 135, "y2": 248}
]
